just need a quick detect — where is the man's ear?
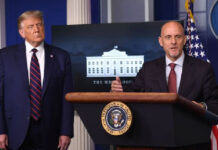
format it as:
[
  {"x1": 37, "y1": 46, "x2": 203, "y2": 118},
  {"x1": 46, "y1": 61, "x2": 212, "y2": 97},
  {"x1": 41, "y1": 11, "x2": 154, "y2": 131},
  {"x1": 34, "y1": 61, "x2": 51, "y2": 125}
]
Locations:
[
  {"x1": 19, "y1": 29, "x2": 25, "y2": 38},
  {"x1": 158, "y1": 36, "x2": 163, "y2": 47},
  {"x1": 183, "y1": 35, "x2": 187, "y2": 45}
]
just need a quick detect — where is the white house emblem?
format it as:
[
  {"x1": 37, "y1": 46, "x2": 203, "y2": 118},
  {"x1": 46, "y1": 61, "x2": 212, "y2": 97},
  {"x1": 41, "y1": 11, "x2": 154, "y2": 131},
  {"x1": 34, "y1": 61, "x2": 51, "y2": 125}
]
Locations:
[{"x1": 86, "y1": 45, "x2": 144, "y2": 77}]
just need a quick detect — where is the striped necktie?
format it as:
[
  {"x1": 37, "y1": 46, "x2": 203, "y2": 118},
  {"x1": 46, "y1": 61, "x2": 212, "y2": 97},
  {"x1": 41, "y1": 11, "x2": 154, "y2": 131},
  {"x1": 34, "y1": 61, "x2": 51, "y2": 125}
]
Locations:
[{"x1": 29, "y1": 48, "x2": 42, "y2": 120}]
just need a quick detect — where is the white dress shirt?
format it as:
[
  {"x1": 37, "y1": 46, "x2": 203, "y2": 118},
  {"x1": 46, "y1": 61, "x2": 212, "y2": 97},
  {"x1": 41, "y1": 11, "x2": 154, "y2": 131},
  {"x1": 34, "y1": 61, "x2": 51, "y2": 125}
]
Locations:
[
  {"x1": 165, "y1": 51, "x2": 185, "y2": 92},
  {"x1": 25, "y1": 41, "x2": 45, "y2": 87}
]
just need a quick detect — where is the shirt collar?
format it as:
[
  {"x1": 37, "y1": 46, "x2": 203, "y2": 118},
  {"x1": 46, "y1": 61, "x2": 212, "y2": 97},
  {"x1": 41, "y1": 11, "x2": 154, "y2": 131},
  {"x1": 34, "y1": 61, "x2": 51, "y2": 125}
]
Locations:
[
  {"x1": 25, "y1": 41, "x2": 44, "y2": 54},
  {"x1": 165, "y1": 51, "x2": 185, "y2": 67}
]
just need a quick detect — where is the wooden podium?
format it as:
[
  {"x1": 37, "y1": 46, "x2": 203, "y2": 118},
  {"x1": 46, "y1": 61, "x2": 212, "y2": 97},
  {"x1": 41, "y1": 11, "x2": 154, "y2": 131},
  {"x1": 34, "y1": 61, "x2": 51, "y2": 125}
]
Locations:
[{"x1": 65, "y1": 92, "x2": 212, "y2": 150}]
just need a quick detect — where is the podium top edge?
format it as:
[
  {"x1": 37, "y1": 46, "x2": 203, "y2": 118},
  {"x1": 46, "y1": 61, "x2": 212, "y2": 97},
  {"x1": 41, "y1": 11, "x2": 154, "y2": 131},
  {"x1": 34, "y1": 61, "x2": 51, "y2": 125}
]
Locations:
[{"x1": 65, "y1": 92, "x2": 178, "y2": 103}]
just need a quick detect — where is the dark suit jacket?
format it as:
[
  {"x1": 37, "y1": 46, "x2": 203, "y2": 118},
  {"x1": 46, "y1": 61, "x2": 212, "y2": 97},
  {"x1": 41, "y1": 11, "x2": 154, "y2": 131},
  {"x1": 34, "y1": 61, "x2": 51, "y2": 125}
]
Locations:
[
  {"x1": 125, "y1": 55, "x2": 218, "y2": 114},
  {"x1": 0, "y1": 43, "x2": 74, "y2": 149}
]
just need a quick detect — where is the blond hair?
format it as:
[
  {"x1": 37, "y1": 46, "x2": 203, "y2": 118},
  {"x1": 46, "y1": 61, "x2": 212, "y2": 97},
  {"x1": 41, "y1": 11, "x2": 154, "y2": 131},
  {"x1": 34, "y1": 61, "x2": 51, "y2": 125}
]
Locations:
[{"x1": 17, "y1": 10, "x2": 44, "y2": 29}]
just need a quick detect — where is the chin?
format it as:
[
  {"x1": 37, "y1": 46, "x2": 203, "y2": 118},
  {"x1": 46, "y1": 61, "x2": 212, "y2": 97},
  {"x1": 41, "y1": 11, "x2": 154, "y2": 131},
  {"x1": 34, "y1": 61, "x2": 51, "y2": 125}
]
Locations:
[
  {"x1": 169, "y1": 54, "x2": 180, "y2": 59},
  {"x1": 34, "y1": 38, "x2": 44, "y2": 42}
]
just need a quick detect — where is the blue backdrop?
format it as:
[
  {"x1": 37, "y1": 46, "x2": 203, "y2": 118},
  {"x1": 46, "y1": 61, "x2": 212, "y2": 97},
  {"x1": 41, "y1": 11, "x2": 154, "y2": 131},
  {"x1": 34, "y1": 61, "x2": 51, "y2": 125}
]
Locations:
[{"x1": 5, "y1": 0, "x2": 66, "y2": 46}]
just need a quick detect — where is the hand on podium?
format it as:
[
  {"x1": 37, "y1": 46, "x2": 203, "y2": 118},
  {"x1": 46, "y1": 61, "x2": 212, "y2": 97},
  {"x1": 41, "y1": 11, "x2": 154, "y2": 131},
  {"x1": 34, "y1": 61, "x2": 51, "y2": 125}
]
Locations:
[
  {"x1": 111, "y1": 76, "x2": 123, "y2": 92},
  {"x1": 192, "y1": 101, "x2": 207, "y2": 110}
]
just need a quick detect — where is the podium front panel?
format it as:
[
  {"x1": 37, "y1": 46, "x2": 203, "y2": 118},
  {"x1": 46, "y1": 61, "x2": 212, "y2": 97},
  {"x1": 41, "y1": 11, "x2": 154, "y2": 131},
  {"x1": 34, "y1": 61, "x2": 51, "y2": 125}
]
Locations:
[{"x1": 74, "y1": 103, "x2": 211, "y2": 147}]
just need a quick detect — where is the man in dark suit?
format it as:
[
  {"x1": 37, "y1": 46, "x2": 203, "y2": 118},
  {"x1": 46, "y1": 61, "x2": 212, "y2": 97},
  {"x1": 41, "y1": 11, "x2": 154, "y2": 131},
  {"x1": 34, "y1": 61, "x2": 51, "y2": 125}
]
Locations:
[
  {"x1": 0, "y1": 10, "x2": 74, "y2": 150},
  {"x1": 111, "y1": 21, "x2": 218, "y2": 113},
  {"x1": 111, "y1": 21, "x2": 218, "y2": 149}
]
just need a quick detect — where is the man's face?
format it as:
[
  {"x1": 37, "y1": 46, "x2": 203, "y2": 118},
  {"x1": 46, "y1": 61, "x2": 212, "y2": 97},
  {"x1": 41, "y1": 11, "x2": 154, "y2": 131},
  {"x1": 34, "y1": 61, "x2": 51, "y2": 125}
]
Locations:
[
  {"x1": 158, "y1": 22, "x2": 186, "y2": 61},
  {"x1": 19, "y1": 17, "x2": 45, "y2": 47}
]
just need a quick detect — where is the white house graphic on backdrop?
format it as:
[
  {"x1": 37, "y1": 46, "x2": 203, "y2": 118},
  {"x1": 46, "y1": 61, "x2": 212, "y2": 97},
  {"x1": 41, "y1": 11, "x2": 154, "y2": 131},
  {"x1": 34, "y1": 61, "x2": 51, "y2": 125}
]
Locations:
[{"x1": 86, "y1": 45, "x2": 144, "y2": 77}]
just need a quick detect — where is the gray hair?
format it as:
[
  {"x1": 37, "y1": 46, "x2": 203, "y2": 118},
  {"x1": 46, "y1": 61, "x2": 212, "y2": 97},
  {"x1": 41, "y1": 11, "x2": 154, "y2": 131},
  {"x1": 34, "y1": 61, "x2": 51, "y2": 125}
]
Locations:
[{"x1": 17, "y1": 10, "x2": 44, "y2": 29}]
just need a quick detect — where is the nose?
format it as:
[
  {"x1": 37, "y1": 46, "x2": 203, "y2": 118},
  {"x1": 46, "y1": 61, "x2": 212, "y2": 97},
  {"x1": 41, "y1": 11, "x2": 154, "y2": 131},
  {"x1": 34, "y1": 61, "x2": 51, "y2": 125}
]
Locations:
[
  {"x1": 171, "y1": 37, "x2": 176, "y2": 44},
  {"x1": 33, "y1": 24, "x2": 39, "y2": 32}
]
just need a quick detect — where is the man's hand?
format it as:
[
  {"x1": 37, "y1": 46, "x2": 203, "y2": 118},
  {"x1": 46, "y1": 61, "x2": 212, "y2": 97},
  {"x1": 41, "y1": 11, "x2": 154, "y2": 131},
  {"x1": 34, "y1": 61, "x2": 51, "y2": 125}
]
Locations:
[
  {"x1": 58, "y1": 135, "x2": 71, "y2": 150},
  {"x1": 192, "y1": 101, "x2": 206, "y2": 109},
  {"x1": 0, "y1": 134, "x2": 8, "y2": 150},
  {"x1": 111, "y1": 76, "x2": 123, "y2": 92}
]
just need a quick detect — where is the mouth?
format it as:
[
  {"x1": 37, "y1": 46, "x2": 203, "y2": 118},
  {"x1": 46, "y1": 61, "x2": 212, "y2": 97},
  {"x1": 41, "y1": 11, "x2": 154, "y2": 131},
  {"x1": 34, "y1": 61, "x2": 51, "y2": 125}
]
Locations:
[
  {"x1": 34, "y1": 34, "x2": 43, "y2": 38},
  {"x1": 170, "y1": 47, "x2": 178, "y2": 50}
]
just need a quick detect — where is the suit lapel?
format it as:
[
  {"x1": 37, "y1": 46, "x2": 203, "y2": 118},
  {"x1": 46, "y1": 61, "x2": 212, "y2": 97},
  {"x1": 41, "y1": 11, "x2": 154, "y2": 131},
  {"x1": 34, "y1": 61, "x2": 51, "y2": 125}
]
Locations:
[
  {"x1": 42, "y1": 44, "x2": 54, "y2": 98},
  {"x1": 157, "y1": 58, "x2": 168, "y2": 92},
  {"x1": 178, "y1": 56, "x2": 192, "y2": 95},
  {"x1": 16, "y1": 44, "x2": 29, "y2": 90}
]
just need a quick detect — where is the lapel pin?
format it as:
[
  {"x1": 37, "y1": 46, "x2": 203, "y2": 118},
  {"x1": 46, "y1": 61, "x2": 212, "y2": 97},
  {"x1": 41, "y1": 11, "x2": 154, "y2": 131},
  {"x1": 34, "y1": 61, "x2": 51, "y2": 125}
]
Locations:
[{"x1": 50, "y1": 54, "x2": 54, "y2": 58}]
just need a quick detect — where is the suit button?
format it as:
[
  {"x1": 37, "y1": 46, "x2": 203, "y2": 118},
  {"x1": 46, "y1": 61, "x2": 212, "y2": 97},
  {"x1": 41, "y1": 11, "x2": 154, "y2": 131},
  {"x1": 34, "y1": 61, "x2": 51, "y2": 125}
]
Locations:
[{"x1": 27, "y1": 116, "x2": 30, "y2": 120}]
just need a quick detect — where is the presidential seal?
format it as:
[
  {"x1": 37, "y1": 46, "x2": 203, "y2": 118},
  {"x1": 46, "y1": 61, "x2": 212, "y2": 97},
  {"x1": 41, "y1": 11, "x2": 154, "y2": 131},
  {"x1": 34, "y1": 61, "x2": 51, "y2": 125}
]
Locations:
[
  {"x1": 209, "y1": 0, "x2": 218, "y2": 40},
  {"x1": 101, "y1": 101, "x2": 132, "y2": 136}
]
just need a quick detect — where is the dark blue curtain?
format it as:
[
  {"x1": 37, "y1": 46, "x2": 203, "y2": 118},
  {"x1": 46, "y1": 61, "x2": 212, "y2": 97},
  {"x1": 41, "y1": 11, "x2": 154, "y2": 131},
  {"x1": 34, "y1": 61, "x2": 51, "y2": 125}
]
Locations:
[
  {"x1": 154, "y1": 0, "x2": 178, "y2": 20},
  {"x1": 90, "y1": 0, "x2": 178, "y2": 23},
  {"x1": 91, "y1": 0, "x2": 100, "y2": 24}
]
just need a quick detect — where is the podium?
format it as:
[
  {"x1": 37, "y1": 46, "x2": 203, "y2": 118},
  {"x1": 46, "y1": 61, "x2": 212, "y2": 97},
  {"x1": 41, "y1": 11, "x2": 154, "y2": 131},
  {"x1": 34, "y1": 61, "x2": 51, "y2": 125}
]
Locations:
[{"x1": 65, "y1": 92, "x2": 212, "y2": 150}]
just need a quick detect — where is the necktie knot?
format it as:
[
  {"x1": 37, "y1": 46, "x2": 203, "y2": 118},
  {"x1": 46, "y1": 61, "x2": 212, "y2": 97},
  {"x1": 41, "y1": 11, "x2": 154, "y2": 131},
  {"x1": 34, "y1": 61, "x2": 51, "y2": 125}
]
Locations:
[
  {"x1": 169, "y1": 63, "x2": 176, "y2": 70},
  {"x1": 32, "y1": 48, "x2": 38, "y2": 53}
]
